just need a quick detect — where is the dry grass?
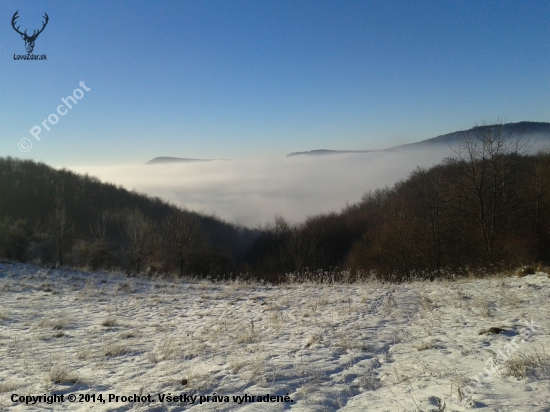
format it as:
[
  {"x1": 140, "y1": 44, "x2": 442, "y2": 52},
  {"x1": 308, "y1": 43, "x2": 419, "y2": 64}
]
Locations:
[
  {"x1": 503, "y1": 348, "x2": 550, "y2": 380},
  {"x1": 416, "y1": 339, "x2": 436, "y2": 351},
  {"x1": 269, "y1": 312, "x2": 286, "y2": 333},
  {"x1": 333, "y1": 333, "x2": 368, "y2": 351},
  {"x1": 236, "y1": 328, "x2": 257, "y2": 344},
  {"x1": 419, "y1": 295, "x2": 436, "y2": 311},
  {"x1": 184, "y1": 368, "x2": 213, "y2": 391},
  {"x1": 48, "y1": 365, "x2": 82, "y2": 384},
  {"x1": 117, "y1": 330, "x2": 137, "y2": 339},
  {"x1": 228, "y1": 356, "x2": 247, "y2": 373},
  {"x1": 148, "y1": 335, "x2": 180, "y2": 363},
  {"x1": 472, "y1": 296, "x2": 494, "y2": 318},
  {"x1": 76, "y1": 345, "x2": 92, "y2": 360},
  {"x1": 0, "y1": 310, "x2": 9, "y2": 322},
  {"x1": 497, "y1": 283, "x2": 523, "y2": 308},
  {"x1": 357, "y1": 371, "x2": 381, "y2": 390},
  {"x1": 116, "y1": 281, "x2": 135, "y2": 293},
  {"x1": 38, "y1": 313, "x2": 71, "y2": 330},
  {"x1": 0, "y1": 380, "x2": 22, "y2": 393},
  {"x1": 39, "y1": 281, "x2": 54, "y2": 292},
  {"x1": 101, "y1": 317, "x2": 117, "y2": 327},
  {"x1": 304, "y1": 334, "x2": 321, "y2": 349},
  {"x1": 450, "y1": 375, "x2": 474, "y2": 407},
  {"x1": 243, "y1": 352, "x2": 268, "y2": 383},
  {"x1": 515, "y1": 265, "x2": 535, "y2": 278},
  {"x1": 102, "y1": 341, "x2": 129, "y2": 357}
]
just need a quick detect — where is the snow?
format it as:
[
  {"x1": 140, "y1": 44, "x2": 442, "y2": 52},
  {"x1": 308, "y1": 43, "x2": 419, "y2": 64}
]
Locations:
[{"x1": 0, "y1": 262, "x2": 549, "y2": 411}]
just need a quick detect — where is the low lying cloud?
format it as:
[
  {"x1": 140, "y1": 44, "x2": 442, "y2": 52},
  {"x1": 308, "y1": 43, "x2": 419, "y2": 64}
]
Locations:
[{"x1": 71, "y1": 147, "x2": 453, "y2": 227}]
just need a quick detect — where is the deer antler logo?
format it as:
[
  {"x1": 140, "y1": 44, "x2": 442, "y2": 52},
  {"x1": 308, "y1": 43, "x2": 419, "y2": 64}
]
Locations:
[{"x1": 11, "y1": 11, "x2": 49, "y2": 54}]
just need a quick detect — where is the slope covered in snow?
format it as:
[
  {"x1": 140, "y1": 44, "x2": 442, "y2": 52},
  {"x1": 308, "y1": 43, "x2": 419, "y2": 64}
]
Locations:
[{"x1": 0, "y1": 263, "x2": 549, "y2": 411}]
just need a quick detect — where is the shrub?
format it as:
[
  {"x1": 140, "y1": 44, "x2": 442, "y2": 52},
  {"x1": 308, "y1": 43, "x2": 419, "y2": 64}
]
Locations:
[
  {"x1": 0, "y1": 218, "x2": 34, "y2": 262},
  {"x1": 70, "y1": 239, "x2": 117, "y2": 270}
]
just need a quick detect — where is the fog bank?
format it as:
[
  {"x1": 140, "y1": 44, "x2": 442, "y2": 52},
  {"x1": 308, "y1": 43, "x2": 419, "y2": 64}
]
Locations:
[{"x1": 71, "y1": 147, "x2": 454, "y2": 227}]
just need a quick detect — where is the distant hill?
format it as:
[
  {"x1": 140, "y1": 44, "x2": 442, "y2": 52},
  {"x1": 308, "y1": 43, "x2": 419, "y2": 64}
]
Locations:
[
  {"x1": 286, "y1": 149, "x2": 376, "y2": 157},
  {"x1": 287, "y1": 121, "x2": 550, "y2": 157},
  {"x1": 146, "y1": 157, "x2": 213, "y2": 165}
]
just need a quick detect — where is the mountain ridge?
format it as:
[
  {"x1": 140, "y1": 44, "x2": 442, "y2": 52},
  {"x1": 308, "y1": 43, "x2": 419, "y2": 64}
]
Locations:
[
  {"x1": 286, "y1": 121, "x2": 550, "y2": 157},
  {"x1": 145, "y1": 157, "x2": 214, "y2": 165}
]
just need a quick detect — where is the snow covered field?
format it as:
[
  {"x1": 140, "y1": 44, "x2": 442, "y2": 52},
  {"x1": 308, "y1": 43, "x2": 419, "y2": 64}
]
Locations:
[{"x1": 1, "y1": 262, "x2": 549, "y2": 411}]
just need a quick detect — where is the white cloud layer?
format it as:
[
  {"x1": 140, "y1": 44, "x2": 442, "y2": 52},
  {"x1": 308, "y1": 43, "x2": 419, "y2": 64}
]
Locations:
[{"x1": 71, "y1": 147, "x2": 454, "y2": 227}]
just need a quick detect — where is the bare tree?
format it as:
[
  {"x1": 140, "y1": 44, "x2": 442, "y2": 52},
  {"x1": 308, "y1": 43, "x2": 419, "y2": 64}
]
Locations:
[
  {"x1": 451, "y1": 120, "x2": 529, "y2": 264},
  {"x1": 380, "y1": 195, "x2": 418, "y2": 277},
  {"x1": 410, "y1": 167, "x2": 448, "y2": 276},
  {"x1": 124, "y1": 209, "x2": 152, "y2": 274},
  {"x1": 361, "y1": 187, "x2": 390, "y2": 208},
  {"x1": 285, "y1": 224, "x2": 325, "y2": 273},
  {"x1": 164, "y1": 211, "x2": 207, "y2": 276},
  {"x1": 49, "y1": 183, "x2": 71, "y2": 266},
  {"x1": 90, "y1": 211, "x2": 108, "y2": 242}
]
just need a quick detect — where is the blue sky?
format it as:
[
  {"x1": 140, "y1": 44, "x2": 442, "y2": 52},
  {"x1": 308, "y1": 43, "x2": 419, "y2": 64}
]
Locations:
[{"x1": 1, "y1": 0, "x2": 549, "y2": 166}]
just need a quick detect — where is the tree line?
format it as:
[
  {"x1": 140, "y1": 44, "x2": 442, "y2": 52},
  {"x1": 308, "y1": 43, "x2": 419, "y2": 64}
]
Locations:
[
  {"x1": 243, "y1": 122, "x2": 550, "y2": 280},
  {"x1": 0, "y1": 158, "x2": 255, "y2": 277},
  {"x1": 1, "y1": 122, "x2": 549, "y2": 281}
]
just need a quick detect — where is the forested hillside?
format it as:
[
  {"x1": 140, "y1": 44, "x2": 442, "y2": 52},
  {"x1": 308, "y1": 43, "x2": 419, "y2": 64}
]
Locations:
[
  {"x1": 245, "y1": 125, "x2": 550, "y2": 280},
  {"x1": 0, "y1": 157, "x2": 256, "y2": 276},
  {"x1": 2, "y1": 123, "x2": 549, "y2": 281}
]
